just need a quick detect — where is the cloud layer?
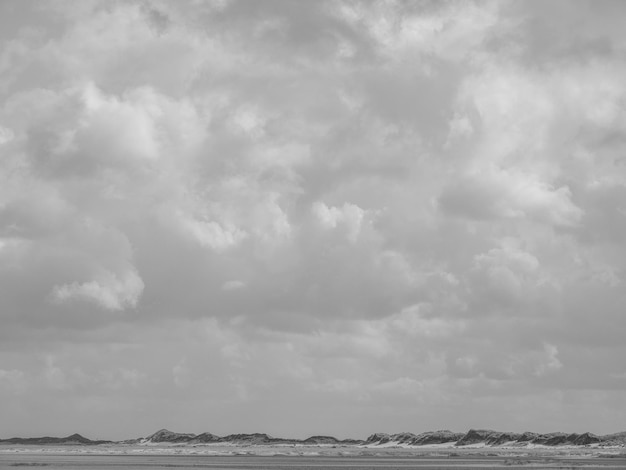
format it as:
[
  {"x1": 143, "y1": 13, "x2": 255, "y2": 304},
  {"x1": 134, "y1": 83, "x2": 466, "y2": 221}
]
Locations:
[{"x1": 1, "y1": 0, "x2": 625, "y2": 439}]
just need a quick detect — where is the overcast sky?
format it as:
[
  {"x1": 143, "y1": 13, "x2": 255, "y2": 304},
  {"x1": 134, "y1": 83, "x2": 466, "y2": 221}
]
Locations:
[{"x1": 1, "y1": 0, "x2": 625, "y2": 441}]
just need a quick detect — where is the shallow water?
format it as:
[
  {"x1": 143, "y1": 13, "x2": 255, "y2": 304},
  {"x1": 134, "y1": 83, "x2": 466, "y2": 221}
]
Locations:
[{"x1": 1, "y1": 452, "x2": 626, "y2": 470}]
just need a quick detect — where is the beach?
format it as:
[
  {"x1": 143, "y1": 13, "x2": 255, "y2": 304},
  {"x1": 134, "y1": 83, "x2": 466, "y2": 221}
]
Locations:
[{"x1": 1, "y1": 445, "x2": 625, "y2": 469}]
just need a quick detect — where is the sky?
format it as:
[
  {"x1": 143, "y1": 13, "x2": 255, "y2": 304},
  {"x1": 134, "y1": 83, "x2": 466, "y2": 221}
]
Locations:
[{"x1": 0, "y1": 0, "x2": 625, "y2": 441}]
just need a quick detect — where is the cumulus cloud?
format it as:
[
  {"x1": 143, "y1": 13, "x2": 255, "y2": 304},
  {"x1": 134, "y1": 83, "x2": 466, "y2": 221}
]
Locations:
[
  {"x1": 312, "y1": 201, "x2": 365, "y2": 242},
  {"x1": 175, "y1": 212, "x2": 247, "y2": 252},
  {"x1": 439, "y1": 169, "x2": 583, "y2": 226},
  {"x1": 52, "y1": 267, "x2": 144, "y2": 311}
]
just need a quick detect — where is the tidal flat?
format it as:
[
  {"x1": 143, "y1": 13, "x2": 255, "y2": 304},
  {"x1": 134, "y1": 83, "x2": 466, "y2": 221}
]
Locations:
[{"x1": 1, "y1": 445, "x2": 625, "y2": 470}]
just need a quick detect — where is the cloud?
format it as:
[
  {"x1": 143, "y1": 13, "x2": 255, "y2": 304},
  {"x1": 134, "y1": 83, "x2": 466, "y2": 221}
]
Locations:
[
  {"x1": 439, "y1": 169, "x2": 583, "y2": 226},
  {"x1": 1, "y1": 0, "x2": 626, "y2": 440},
  {"x1": 312, "y1": 201, "x2": 365, "y2": 242},
  {"x1": 76, "y1": 84, "x2": 160, "y2": 162},
  {"x1": 221, "y1": 279, "x2": 246, "y2": 291},
  {"x1": 175, "y1": 211, "x2": 247, "y2": 252},
  {"x1": 52, "y1": 267, "x2": 144, "y2": 311},
  {"x1": 0, "y1": 126, "x2": 13, "y2": 144}
]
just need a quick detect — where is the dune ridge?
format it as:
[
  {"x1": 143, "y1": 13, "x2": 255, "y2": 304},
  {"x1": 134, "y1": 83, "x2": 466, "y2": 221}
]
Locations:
[{"x1": 2, "y1": 428, "x2": 625, "y2": 448}]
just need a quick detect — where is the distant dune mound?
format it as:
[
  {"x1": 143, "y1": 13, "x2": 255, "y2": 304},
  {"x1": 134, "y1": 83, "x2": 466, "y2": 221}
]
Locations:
[
  {"x1": 142, "y1": 429, "x2": 196, "y2": 443},
  {"x1": 363, "y1": 428, "x2": 620, "y2": 448},
  {"x1": 221, "y1": 433, "x2": 277, "y2": 445},
  {"x1": 301, "y1": 435, "x2": 340, "y2": 445},
  {"x1": 138, "y1": 430, "x2": 365, "y2": 446},
  {"x1": 365, "y1": 430, "x2": 463, "y2": 446},
  {"x1": 456, "y1": 429, "x2": 522, "y2": 446},
  {"x1": 0, "y1": 433, "x2": 111, "y2": 445},
  {"x1": 190, "y1": 432, "x2": 221, "y2": 443},
  {"x1": 414, "y1": 430, "x2": 465, "y2": 445}
]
